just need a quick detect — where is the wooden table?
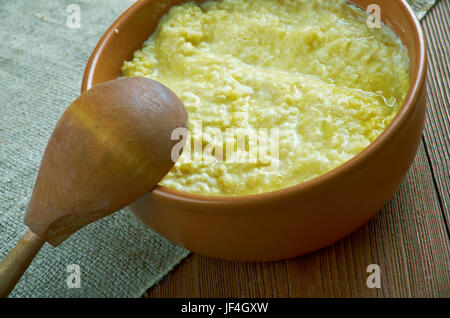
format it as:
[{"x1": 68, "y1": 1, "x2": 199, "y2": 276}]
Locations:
[{"x1": 145, "y1": 1, "x2": 450, "y2": 298}]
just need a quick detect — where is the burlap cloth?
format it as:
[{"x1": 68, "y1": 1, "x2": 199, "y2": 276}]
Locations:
[
  {"x1": 0, "y1": 0, "x2": 436, "y2": 298},
  {"x1": 0, "y1": 0, "x2": 188, "y2": 298}
]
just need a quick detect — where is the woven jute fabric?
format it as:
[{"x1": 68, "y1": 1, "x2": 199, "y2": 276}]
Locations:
[
  {"x1": 0, "y1": 0, "x2": 435, "y2": 298},
  {"x1": 0, "y1": 0, "x2": 188, "y2": 298}
]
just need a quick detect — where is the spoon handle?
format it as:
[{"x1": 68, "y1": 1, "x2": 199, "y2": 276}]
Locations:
[{"x1": 0, "y1": 229, "x2": 44, "y2": 297}]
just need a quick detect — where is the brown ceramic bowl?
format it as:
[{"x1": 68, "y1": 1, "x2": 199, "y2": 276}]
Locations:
[{"x1": 82, "y1": 0, "x2": 427, "y2": 261}]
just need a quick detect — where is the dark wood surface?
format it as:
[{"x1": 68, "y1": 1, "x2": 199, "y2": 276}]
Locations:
[{"x1": 144, "y1": 1, "x2": 450, "y2": 298}]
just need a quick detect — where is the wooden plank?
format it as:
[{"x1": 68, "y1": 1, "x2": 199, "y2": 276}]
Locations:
[
  {"x1": 421, "y1": 0, "x2": 450, "y2": 224},
  {"x1": 144, "y1": 253, "x2": 291, "y2": 297}
]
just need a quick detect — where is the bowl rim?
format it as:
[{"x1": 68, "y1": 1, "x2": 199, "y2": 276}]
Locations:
[{"x1": 82, "y1": 0, "x2": 427, "y2": 207}]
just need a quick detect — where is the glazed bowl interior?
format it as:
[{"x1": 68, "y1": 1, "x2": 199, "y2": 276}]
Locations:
[{"x1": 82, "y1": 0, "x2": 426, "y2": 203}]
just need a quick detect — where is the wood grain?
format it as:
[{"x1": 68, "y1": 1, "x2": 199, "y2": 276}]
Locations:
[
  {"x1": 421, "y1": 0, "x2": 450, "y2": 224},
  {"x1": 144, "y1": 1, "x2": 450, "y2": 298}
]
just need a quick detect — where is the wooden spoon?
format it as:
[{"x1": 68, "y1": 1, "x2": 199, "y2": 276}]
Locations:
[{"x1": 0, "y1": 77, "x2": 188, "y2": 297}]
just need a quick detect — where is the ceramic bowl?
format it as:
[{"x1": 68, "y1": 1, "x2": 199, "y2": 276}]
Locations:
[{"x1": 82, "y1": 0, "x2": 427, "y2": 261}]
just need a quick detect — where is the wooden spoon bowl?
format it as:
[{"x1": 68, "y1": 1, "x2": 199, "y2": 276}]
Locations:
[{"x1": 0, "y1": 77, "x2": 188, "y2": 296}]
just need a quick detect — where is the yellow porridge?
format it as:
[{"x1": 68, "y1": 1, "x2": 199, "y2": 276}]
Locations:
[{"x1": 121, "y1": 0, "x2": 411, "y2": 196}]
